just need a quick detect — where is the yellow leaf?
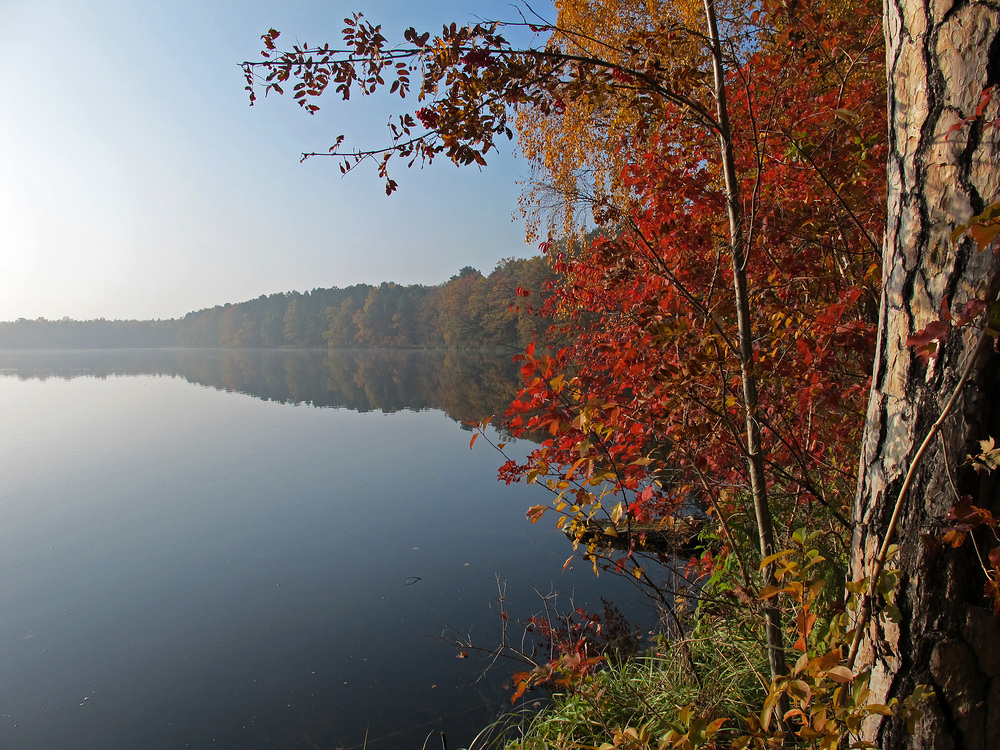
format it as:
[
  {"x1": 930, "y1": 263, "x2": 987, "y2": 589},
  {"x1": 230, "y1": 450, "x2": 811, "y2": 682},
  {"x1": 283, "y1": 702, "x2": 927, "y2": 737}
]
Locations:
[
  {"x1": 866, "y1": 703, "x2": 895, "y2": 716},
  {"x1": 760, "y1": 549, "x2": 795, "y2": 568}
]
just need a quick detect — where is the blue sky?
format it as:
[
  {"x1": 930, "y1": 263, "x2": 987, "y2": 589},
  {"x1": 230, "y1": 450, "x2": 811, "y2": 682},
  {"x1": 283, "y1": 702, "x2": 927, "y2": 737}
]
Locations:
[{"x1": 0, "y1": 1, "x2": 553, "y2": 321}]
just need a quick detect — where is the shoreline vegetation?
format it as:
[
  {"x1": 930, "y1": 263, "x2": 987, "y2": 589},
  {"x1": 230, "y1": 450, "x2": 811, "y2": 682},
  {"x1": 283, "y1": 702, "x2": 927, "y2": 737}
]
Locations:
[
  {"x1": 242, "y1": 0, "x2": 1000, "y2": 745},
  {"x1": 0, "y1": 257, "x2": 549, "y2": 351},
  {"x1": 12, "y1": 0, "x2": 996, "y2": 742}
]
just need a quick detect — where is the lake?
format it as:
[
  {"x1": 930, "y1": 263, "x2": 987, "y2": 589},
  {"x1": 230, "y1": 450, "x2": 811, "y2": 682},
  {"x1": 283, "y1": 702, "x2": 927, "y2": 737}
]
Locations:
[{"x1": 0, "y1": 349, "x2": 652, "y2": 750}]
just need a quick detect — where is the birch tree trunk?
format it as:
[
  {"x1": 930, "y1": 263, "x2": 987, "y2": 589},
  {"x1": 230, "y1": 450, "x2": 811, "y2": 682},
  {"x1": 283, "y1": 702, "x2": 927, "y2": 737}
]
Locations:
[
  {"x1": 702, "y1": 0, "x2": 788, "y2": 693},
  {"x1": 851, "y1": 1, "x2": 1000, "y2": 747}
]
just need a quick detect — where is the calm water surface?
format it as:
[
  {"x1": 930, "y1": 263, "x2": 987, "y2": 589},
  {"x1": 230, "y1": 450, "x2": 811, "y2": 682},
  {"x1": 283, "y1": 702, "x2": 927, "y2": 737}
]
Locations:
[{"x1": 0, "y1": 350, "x2": 649, "y2": 750}]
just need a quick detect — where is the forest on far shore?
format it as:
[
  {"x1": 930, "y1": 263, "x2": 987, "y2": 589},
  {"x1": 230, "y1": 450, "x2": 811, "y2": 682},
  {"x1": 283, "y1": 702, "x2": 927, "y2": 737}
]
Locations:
[{"x1": 0, "y1": 256, "x2": 549, "y2": 351}]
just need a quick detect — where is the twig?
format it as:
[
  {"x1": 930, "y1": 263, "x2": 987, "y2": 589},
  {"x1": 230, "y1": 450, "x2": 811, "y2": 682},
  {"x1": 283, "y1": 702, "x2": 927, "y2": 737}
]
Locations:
[{"x1": 778, "y1": 130, "x2": 881, "y2": 257}]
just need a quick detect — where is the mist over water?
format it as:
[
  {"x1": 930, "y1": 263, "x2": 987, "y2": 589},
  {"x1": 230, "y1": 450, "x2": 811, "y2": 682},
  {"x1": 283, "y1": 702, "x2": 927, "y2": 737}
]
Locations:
[{"x1": 0, "y1": 349, "x2": 652, "y2": 750}]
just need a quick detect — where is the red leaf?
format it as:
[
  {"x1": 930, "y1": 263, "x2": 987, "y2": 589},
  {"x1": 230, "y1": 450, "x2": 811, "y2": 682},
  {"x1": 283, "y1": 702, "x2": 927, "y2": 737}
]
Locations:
[
  {"x1": 989, "y1": 546, "x2": 1000, "y2": 569},
  {"x1": 958, "y1": 299, "x2": 988, "y2": 325},
  {"x1": 940, "y1": 295, "x2": 953, "y2": 321},
  {"x1": 906, "y1": 320, "x2": 950, "y2": 361}
]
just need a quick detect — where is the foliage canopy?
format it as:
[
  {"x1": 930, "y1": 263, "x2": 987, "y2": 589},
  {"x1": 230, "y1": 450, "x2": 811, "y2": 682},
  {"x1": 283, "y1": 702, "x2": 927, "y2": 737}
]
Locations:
[{"x1": 243, "y1": 0, "x2": 1000, "y2": 746}]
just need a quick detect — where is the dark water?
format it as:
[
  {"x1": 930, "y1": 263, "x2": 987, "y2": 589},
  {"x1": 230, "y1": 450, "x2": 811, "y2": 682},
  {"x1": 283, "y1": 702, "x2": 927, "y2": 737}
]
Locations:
[{"x1": 0, "y1": 349, "x2": 650, "y2": 750}]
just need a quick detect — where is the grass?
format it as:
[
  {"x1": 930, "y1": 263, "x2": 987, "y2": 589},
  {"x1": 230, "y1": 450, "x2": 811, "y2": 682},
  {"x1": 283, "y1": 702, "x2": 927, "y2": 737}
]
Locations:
[{"x1": 475, "y1": 612, "x2": 769, "y2": 750}]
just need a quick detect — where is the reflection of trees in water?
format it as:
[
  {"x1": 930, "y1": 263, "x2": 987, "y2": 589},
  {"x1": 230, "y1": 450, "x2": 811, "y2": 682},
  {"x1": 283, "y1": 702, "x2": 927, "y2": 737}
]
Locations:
[{"x1": 0, "y1": 348, "x2": 523, "y2": 426}]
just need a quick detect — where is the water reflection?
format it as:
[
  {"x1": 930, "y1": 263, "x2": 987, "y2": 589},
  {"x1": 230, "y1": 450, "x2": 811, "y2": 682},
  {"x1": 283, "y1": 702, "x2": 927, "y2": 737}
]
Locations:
[
  {"x1": 0, "y1": 349, "x2": 648, "y2": 750},
  {"x1": 0, "y1": 348, "x2": 523, "y2": 425}
]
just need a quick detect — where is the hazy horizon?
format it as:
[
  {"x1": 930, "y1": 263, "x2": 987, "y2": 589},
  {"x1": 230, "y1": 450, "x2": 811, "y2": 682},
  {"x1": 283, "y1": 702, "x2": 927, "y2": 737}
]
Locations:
[
  {"x1": 0, "y1": 261, "x2": 527, "y2": 324},
  {"x1": 0, "y1": 1, "x2": 553, "y2": 322}
]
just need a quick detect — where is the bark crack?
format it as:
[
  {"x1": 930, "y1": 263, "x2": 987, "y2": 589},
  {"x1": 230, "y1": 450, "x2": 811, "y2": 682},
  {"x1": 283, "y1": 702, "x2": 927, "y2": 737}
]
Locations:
[
  {"x1": 941, "y1": 0, "x2": 969, "y2": 26},
  {"x1": 854, "y1": 1, "x2": 1000, "y2": 747},
  {"x1": 927, "y1": 670, "x2": 966, "y2": 750},
  {"x1": 987, "y1": 21, "x2": 1000, "y2": 85}
]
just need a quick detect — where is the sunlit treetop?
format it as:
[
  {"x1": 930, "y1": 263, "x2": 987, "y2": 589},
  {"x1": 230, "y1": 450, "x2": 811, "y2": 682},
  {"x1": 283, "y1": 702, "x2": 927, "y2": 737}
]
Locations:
[
  {"x1": 240, "y1": 0, "x2": 880, "y2": 243},
  {"x1": 516, "y1": 0, "x2": 755, "y2": 240}
]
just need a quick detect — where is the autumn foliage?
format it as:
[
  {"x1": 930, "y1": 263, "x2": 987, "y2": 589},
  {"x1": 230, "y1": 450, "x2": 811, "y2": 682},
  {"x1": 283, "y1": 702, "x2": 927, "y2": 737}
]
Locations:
[
  {"x1": 500, "y1": 0, "x2": 884, "y2": 581},
  {"x1": 242, "y1": 0, "x2": 1000, "y2": 744}
]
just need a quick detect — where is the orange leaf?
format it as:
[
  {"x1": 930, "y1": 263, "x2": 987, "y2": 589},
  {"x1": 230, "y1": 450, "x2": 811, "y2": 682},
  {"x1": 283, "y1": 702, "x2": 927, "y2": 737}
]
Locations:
[
  {"x1": 827, "y1": 665, "x2": 855, "y2": 683},
  {"x1": 526, "y1": 505, "x2": 547, "y2": 523}
]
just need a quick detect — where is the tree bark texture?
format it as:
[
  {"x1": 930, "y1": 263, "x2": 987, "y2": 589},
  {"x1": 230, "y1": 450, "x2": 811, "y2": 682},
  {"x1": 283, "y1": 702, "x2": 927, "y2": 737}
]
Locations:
[{"x1": 852, "y1": 1, "x2": 1000, "y2": 748}]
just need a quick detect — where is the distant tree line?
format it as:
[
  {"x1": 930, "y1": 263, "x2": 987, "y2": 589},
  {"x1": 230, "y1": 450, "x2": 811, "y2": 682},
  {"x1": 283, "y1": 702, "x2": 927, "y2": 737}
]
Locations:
[{"x1": 0, "y1": 256, "x2": 550, "y2": 350}]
